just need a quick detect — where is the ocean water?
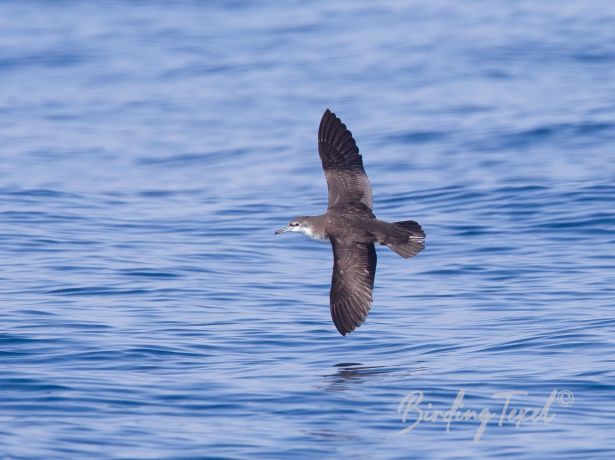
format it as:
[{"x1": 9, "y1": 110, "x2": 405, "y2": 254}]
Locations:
[{"x1": 1, "y1": 1, "x2": 615, "y2": 458}]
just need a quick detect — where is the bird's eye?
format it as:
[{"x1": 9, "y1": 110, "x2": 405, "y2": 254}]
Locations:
[{"x1": 291, "y1": 222, "x2": 298, "y2": 227}]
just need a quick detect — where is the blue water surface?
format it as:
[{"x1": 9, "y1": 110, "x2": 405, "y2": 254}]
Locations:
[{"x1": 1, "y1": 1, "x2": 615, "y2": 458}]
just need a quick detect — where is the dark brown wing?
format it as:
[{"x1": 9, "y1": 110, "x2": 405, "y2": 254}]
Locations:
[
  {"x1": 318, "y1": 109, "x2": 373, "y2": 215},
  {"x1": 329, "y1": 237, "x2": 377, "y2": 335}
]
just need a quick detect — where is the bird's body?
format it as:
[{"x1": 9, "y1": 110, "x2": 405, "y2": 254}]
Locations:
[
  {"x1": 286, "y1": 213, "x2": 423, "y2": 248},
  {"x1": 276, "y1": 109, "x2": 425, "y2": 335}
]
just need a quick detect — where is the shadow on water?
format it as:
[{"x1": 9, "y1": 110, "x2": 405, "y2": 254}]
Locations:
[{"x1": 320, "y1": 362, "x2": 428, "y2": 392}]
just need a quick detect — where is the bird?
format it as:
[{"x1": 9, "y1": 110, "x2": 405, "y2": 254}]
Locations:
[{"x1": 275, "y1": 109, "x2": 425, "y2": 336}]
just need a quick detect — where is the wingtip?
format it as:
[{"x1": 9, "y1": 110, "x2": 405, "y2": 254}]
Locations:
[
  {"x1": 336, "y1": 323, "x2": 361, "y2": 336},
  {"x1": 336, "y1": 324, "x2": 350, "y2": 336},
  {"x1": 319, "y1": 108, "x2": 337, "y2": 139},
  {"x1": 323, "y1": 108, "x2": 335, "y2": 119},
  {"x1": 334, "y1": 318, "x2": 363, "y2": 336}
]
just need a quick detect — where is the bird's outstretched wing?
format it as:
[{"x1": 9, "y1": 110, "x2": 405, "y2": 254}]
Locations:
[
  {"x1": 329, "y1": 237, "x2": 377, "y2": 335},
  {"x1": 318, "y1": 109, "x2": 373, "y2": 215}
]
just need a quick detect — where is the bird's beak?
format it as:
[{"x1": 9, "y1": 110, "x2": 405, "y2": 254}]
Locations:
[{"x1": 275, "y1": 226, "x2": 289, "y2": 235}]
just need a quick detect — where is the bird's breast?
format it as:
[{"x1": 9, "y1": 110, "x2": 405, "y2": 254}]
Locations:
[{"x1": 302, "y1": 228, "x2": 329, "y2": 242}]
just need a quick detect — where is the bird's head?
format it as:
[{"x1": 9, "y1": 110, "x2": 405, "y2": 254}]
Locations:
[{"x1": 275, "y1": 216, "x2": 312, "y2": 236}]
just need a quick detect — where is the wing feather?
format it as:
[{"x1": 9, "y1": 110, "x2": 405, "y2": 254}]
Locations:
[
  {"x1": 318, "y1": 109, "x2": 373, "y2": 215},
  {"x1": 329, "y1": 238, "x2": 377, "y2": 335}
]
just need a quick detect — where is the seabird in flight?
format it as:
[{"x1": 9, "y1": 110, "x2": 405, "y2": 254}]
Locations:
[{"x1": 276, "y1": 109, "x2": 425, "y2": 335}]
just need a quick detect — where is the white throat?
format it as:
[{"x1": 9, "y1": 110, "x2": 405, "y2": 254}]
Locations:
[{"x1": 298, "y1": 225, "x2": 328, "y2": 242}]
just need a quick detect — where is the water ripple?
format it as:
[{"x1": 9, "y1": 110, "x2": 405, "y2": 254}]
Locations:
[{"x1": 1, "y1": 1, "x2": 614, "y2": 458}]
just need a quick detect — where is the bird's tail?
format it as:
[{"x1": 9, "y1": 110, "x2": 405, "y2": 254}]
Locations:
[{"x1": 377, "y1": 220, "x2": 425, "y2": 258}]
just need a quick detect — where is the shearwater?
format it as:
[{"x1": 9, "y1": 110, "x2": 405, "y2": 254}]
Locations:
[{"x1": 276, "y1": 109, "x2": 425, "y2": 336}]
